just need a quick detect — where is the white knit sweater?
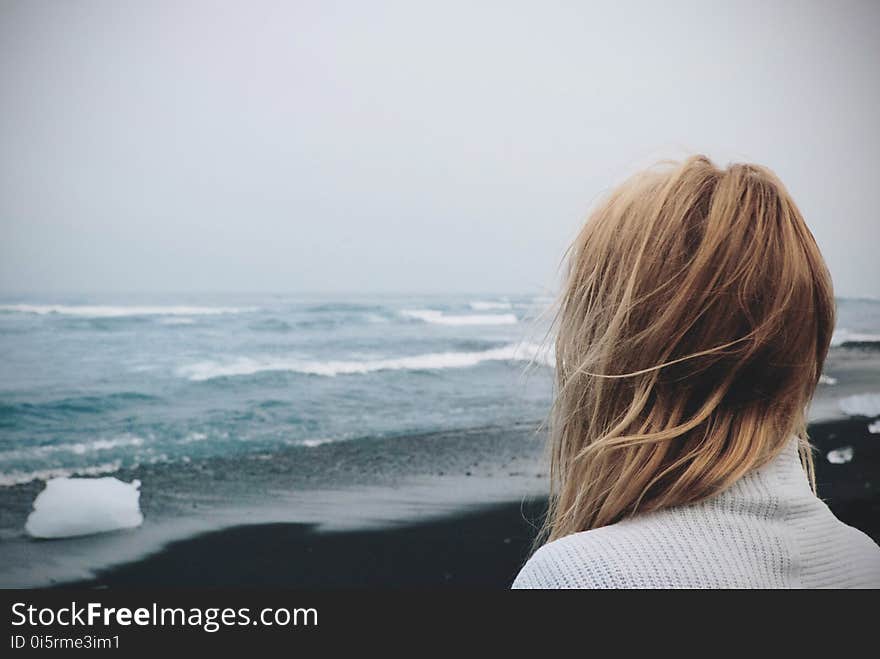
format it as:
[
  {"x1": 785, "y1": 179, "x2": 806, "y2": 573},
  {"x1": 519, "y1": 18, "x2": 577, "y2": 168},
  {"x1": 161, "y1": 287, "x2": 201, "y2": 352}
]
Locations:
[{"x1": 513, "y1": 439, "x2": 880, "y2": 588}]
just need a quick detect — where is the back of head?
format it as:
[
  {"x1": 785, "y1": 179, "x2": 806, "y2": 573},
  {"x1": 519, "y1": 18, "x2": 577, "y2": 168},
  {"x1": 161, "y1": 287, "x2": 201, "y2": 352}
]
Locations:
[{"x1": 545, "y1": 155, "x2": 835, "y2": 541}]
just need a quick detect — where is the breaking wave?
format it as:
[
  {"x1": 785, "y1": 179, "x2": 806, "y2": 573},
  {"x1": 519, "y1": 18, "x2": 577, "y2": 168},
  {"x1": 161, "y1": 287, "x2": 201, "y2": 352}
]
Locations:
[
  {"x1": 0, "y1": 304, "x2": 255, "y2": 318},
  {"x1": 401, "y1": 309, "x2": 518, "y2": 326},
  {"x1": 838, "y1": 393, "x2": 880, "y2": 418},
  {"x1": 177, "y1": 342, "x2": 553, "y2": 381}
]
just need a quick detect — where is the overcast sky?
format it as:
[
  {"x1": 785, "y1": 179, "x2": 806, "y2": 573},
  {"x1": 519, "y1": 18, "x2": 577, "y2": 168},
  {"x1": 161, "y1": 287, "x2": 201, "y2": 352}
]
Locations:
[{"x1": 1, "y1": 0, "x2": 878, "y2": 297}]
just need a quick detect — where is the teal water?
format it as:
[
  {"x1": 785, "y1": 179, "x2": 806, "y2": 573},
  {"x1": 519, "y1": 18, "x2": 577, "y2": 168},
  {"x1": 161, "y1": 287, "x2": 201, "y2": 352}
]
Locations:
[
  {"x1": 0, "y1": 294, "x2": 554, "y2": 485},
  {"x1": 1, "y1": 294, "x2": 878, "y2": 488}
]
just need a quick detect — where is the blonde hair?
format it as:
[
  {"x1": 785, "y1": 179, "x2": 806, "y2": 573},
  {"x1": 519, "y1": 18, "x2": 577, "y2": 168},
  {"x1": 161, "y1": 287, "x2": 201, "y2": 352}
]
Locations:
[{"x1": 540, "y1": 155, "x2": 834, "y2": 544}]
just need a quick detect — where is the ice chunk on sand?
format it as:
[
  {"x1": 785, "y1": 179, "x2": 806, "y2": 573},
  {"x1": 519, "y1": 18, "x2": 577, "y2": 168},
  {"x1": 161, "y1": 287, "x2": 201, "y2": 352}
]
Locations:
[
  {"x1": 25, "y1": 477, "x2": 143, "y2": 539},
  {"x1": 826, "y1": 447, "x2": 854, "y2": 465}
]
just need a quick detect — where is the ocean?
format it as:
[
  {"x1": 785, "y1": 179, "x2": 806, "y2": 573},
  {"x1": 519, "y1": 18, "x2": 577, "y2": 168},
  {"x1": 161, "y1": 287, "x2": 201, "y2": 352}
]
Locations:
[
  {"x1": 1, "y1": 294, "x2": 879, "y2": 487},
  {"x1": 0, "y1": 294, "x2": 557, "y2": 487}
]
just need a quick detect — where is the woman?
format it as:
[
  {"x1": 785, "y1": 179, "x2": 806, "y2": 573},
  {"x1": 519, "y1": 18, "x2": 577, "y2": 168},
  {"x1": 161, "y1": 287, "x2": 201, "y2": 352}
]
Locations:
[{"x1": 513, "y1": 156, "x2": 880, "y2": 589}]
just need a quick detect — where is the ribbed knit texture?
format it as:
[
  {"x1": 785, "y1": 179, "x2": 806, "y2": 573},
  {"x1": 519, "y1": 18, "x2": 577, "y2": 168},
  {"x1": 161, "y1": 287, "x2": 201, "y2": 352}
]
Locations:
[{"x1": 512, "y1": 439, "x2": 880, "y2": 588}]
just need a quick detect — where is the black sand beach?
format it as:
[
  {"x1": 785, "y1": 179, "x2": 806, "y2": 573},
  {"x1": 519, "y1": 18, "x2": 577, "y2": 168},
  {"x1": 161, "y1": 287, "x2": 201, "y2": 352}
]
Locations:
[
  {"x1": 67, "y1": 501, "x2": 546, "y2": 588},
  {"x1": 63, "y1": 417, "x2": 878, "y2": 589}
]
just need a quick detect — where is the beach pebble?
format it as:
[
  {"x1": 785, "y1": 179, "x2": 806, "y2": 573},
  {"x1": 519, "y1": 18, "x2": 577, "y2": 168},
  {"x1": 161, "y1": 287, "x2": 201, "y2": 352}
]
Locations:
[
  {"x1": 826, "y1": 447, "x2": 854, "y2": 465},
  {"x1": 25, "y1": 477, "x2": 143, "y2": 539}
]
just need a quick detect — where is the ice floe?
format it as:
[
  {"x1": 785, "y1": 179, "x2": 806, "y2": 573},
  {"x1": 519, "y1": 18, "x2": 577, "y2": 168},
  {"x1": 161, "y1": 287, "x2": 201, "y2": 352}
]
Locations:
[
  {"x1": 826, "y1": 447, "x2": 854, "y2": 465},
  {"x1": 25, "y1": 477, "x2": 143, "y2": 539}
]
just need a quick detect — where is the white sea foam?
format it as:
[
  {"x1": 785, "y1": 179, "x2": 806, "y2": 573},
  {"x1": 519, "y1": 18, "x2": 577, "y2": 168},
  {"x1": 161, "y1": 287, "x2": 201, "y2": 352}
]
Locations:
[
  {"x1": 838, "y1": 393, "x2": 880, "y2": 417},
  {"x1": 0, "y1": 435, "x2": 145, "y2": 463},
  {"x1": 72, "y1": 436, "x2": 145, "y2": 454},
  {"x1": 129, "y1": 363, "x2": 160, "y2": 373},
  {"x1": 868, "y1": 420, "x2": 880, "y2": 435},
  {"x1": 0, "y1": 304, "x2": 254, "y2": 318},
  {"x1": 0, "y1": 461, "x2": 123, "y2": 487},
  {"x1": 819, "y1": 374, "x2": 838, "y2": 385},
  {"x1": 25, "y1": 476, "x2": 143, "y2": 538},
  {"x1": 469, "y1": 301, "x2": 513, "y2": 311},
  {"x1": 401, "y1": 309, "x2": 518, "y2": 326},
  {"x1": 301, "y1": 438, "x2": 335, "y2": 448},
  {"x1": 177, "y1": 342, "x2": 553, "y2": 381},
  {"x1": 830, "y1": 329, "x2": 880, "y2": 346},
  {"x1": 158, "y1": 317, "x2": 196, "y2": 325}
]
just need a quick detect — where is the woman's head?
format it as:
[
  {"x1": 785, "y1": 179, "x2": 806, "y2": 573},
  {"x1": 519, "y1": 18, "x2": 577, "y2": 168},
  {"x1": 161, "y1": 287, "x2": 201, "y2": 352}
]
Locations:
[{"x1": 544, "y1": 155, "x2": 834, "y2": 541}]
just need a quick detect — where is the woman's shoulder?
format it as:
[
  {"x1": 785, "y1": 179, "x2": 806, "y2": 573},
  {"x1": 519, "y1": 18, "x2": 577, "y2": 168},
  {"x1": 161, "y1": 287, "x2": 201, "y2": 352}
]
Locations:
[
  {"x1": 511, "y1": 498, "x2": 790, "y2": 589},
  {"x1": 511, "y1": 507, "x2": 880, "y2": 589},
  {"x1": 824, "y1": 522, "x2": 880, "y2": 588},
  {"x1": 511, "y1": 525, "x2": 631, "y2": 589}
]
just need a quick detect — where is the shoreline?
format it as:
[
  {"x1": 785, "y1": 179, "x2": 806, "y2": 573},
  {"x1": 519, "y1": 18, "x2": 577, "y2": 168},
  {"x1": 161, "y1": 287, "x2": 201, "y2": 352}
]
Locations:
[
  {"x1": 0, "y1": 415, "x2": 875, "y2": 588},
  {"x1": 0, "y1": 422, "x2": 549, "y2": 588},
  {"x1": 67, "y1": 499, "x2": 549, "y2": 588},
  {"x1": 0, "y1": 420, "x2": 548, "y2": 538},
  {"x1": 53, "y1": 417, "x2": 880, "y2": 588}
]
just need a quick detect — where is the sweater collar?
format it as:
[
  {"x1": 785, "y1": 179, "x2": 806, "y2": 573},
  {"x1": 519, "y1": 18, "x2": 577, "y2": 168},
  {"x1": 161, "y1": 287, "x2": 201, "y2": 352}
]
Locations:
[{"x1": 708, "y1": 437, "x2": 816, "y2": 510}]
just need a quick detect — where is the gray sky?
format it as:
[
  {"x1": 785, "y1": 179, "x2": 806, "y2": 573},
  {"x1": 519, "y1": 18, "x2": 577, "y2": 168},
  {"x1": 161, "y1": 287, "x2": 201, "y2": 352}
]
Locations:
[{"x1": 1, "y1": 0, "x2": 878, "y2": 296}]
